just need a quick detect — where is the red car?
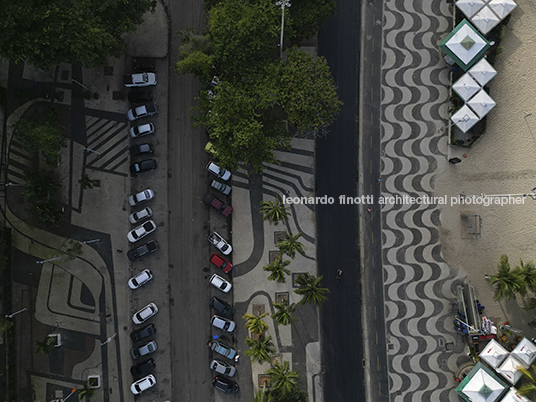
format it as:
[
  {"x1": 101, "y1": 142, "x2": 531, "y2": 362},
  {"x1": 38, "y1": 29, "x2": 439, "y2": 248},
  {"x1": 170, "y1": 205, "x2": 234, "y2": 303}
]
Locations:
[
  {"x1": 210, "y1": 253, "x2": 233, "y2": 273},
  {"x1": 203, "y1": 193, "x2": 232, "y2": 216}
]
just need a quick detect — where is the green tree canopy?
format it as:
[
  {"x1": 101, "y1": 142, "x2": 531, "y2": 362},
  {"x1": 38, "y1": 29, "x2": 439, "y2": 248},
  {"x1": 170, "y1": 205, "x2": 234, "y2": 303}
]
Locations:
[
  {"x1": 276, "y1": 232, "x2": 305, "y2": 258},
  {"x1": 245, "y1": 334, "x2": 275, "y2": 364},
  {"x1": 243, "y1": 312, "x2": 270, "y2": 335},
  {"x1": 267, "y1": 361, "x2": 300, "y2": 394},
  {"x1": 260, "y1": 196, "x2": 291, "y2": 225},
  {"x1": 486, "y1": 255, "x2": 525, "y2": 301},
  {"x1": 264, "y1": 255, "x2": 292, "y2": 283},
  {"x1": 0, "y1": 0, "x2": 156, "y2": 69},
  {"x1": 294, "y1": 273, "x2": 329, "y2": 307},
  {"x1": 272, "y1": 300, "x2": 296, "y2": 326}
]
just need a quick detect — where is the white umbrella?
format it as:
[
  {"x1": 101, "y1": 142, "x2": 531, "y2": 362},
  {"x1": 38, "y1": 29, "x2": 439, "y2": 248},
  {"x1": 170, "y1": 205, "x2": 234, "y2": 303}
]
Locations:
[
  {"x1": 453, "y1": 73, "x2": 481, "y2": 101},
  {"x1": 497, "y1": 355, "x2": 527, "y2": 385},
  {"x1": 512, "y1": 337, "x2": 536, "y2": 366},
  {"x1": 456, "y1": 0, "x2": 486, "y2": 18},
  {"x1": 488, "y1": 0, "x2": 517, "y2": 19},
  {"x1": 501, "y1": 388, "x2": 531, "y2": 402},
  {"x1": 467, "y1": 89, "x2": 496, "y2": 118},
  {"x1": 445, "y1": 23, "x2": 489, "y2": 65},
  {"x1": 463, "y1": 367, "x2": 507, "y2": 401},
  {"x1": 468, "y1": 58, "x2": 497, "y2": 86},
  {"x1": 472, "y1": 6, "x2": 501, "y2": 34},
  {"x1": 451, "y1": 105, "x2": 480, "y2": 133},
  {"x1": 479, "y1": 339, "x2": 509, "y2": 369}
]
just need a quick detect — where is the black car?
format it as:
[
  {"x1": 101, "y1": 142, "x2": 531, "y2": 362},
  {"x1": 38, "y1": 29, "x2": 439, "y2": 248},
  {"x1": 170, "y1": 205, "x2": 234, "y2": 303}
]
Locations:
[
  {"x1": 130, "y1": 159, "x2": 157, "y2": 176},
  {"x1": 127, "y1": 240, "x2": 159, "y2": 261},
  {"x1": 130, "y1": 143, "x2": 154, "y2": 156},
  {"x1": 131, "y1": 358, "x2": 156, "y2": 377},
  {"x1": 213, "y1": 376, "x2": 239, "y2": 394},
  {"x1": 130, "y1": 323, "x2": 156, "y2": 342},
  {"x1": 128, "y1": 90, "x2": 153, "y2": 103},
  {"x1": 209, "y1": 296, "x2": 234, "y2": 318},
  {"x1": 132, "y1": 57, "x2": 156, "y2": 72}
]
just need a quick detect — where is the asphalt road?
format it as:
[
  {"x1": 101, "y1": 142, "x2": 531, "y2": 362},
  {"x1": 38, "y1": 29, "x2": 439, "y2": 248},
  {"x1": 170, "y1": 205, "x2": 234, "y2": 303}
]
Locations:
[{"x1": 316, "y1": 0, "x2": 366, "y2": 401}]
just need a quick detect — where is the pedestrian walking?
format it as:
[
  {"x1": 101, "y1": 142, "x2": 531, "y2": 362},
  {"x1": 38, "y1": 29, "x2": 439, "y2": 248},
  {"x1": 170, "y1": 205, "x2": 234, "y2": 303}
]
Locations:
[
  {"x1": 116, "y1": 249, "x2": 123, "y2": 253},
  {"x1": 336, "y1": 269, "x2": 343, "y2": 280},
  {"x1": 367, "y1": 208, "x2": 372, "y2": 213},
  {"x1": 378, "y1": 177, "x2": 383, "y2": 182}
]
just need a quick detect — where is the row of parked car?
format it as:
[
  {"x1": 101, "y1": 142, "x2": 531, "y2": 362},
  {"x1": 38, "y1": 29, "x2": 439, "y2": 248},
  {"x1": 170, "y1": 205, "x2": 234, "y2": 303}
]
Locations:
[
  {"x1": 203, "y1": 162, "x2": 240, "y2": 394},
  {"x1": 123, "y1": 66, "x2": 161, "y2": 395}
]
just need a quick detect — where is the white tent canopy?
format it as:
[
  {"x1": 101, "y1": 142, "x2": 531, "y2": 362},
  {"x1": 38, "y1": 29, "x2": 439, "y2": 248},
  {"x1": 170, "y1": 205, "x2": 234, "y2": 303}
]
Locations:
[
  {"x1": 472, "y1": 6, "x2": 501, "y2": 34},
  {"x1": 480, "y1": 339, "x2": 509, "y2": 369},
  {"x1": 488, "y1": 0, "x2": 517, "y2": 19},
  {"x1": 468, "y1": 58, "x2": 497, "y2": 86},
  {"x1": 463, "y1": 366, "x2": 508, "y2": 402},
  {"x1": 456, "y1": 0, "x2": 486, "y2": 18},
  {"x1": 497, "y1": 355, "x2": 527, "y2": 385},
  {"x1": 512, "y1": 338, "x2": 536, "y2": 366},
  {"x1": 501, "y1": 388, "x2": 531, "y2": 402},
  {"x1": 467, "y1": 89, "x2": 496, "y2": 118},
  {"x1": 453, "y1": 73, "x2": 481, "y2": 101},
  {"x1": 445, "y1": 23, "x2": 489, "y2": 65},
  {"x1": 451, "y1": 105, "x2": 480, "y2": 133}
]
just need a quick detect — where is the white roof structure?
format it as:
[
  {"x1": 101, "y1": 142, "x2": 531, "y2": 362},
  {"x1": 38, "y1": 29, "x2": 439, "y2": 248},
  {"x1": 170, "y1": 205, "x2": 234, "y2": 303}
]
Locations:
[
  {"x1": 472, "y1": 6, "x2": 501, "y2": 34},
  {"x1": 497, "y1": 355, "x2": 527, "y2": 384},
  {"x1": 480, "y1": 339, "x2": 509, "y2": 369},
  {"x1": 451, "y1": 105, "x2": 480, "y2": 133},
  {"x1": 463, "y1": 366, "x2": 508, "y2": 401},
  {"x1": 488, "y1": 0, "x2": 517, "y2": 19},
  {"x1": 468, "y1": 58, "x2": 497, "y2": 86},
  {"x1": 512, "y1": 337, "x2": 536, "y2": 366},
  {"x1": 456, "y1": 0, "x2": 486, "y2": 18},
  {"x1": 445, "y1": 23, "x2": 489, "y2": 65},
  {"x1": 467, "y1": 90, "x2": 496, "y2": 118},
  {"x1": 501, "y1": 388, "x2": 531, "y2": 402},
  {"x1": 453, "y1": 73, "x2": 481, "y2": 101}
]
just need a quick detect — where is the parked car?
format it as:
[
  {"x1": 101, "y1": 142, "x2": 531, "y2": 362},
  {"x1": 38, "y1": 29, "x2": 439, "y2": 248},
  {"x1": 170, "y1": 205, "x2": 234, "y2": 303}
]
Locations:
[
  {"x1": 127, "y1": 240, "x2": 159, "y2": 261},
  {"x1": 203, "y1": 193, "x2": 232, "y2": 216},
  {"x1": 124, "y1": 72, "x2": 157, "y2": 88},
  {"x1": 128, "y1": 90, "x2": 153, "y2": 103},
  {"x1": 130, "y1": 143, "x2": 154, "y2": 156},
  {"x1": 211, "y1": 180, "x2": 231, "y2": 195},
  {"x1": 208, "y1": 232, "x2": 232, "y2": 255},
  {"x1": 210, "y1": 359, "x2": 236, "y2": 377},
  {"x1": 132, "y1": 57, "x2": 155, "y2": 72},
  {"x1": 210, "y1": 274, "x2": 232, "y2": 293},
  {"x1": 213, "y1": 376, "x2": 239, "y2": 394},
  {"x1": 209, "y1": 296, "x2": 234, "y2": 317},
  {"x1": 129, "y1": 123, "x2": 155, "y2": 138},
  {"x1": 130, "y1": 159, "x2": 157, "y2": 176},
  {"x1": 130, "y1": 374, "x2": 156, "y2": 395},
  {"x1": 130, "y1": 340, "x2": 158, "y2": 359},
  {"x1": 129, "y1": 207, "x2": 153, "y2": 224},
  {"x1": 130, "y1": 323, "x2": 156, "y2": 342},
  {"x1": 127, "y1": 220, "x2": 157, "y2": 243},
  {"x1": 208, "y1": 340, "x2": 237, "y2": 360},
  {"x1": 128, "y1": 269, "x2": 153, "y2": 290},
  {"x1": 131, "y1": 359, "x2": 156, "y2": 377},
  {"x1": 128, "y1": 189, "x2": 154, "y2": 206},
  {"x1": 206, "y1": 161, "x2": 231, "y2": 181},
  {"x1": 211, "y1": 315, "x2": 236, "y2": 332},
  {"x1": 127, "y1": 103, "x2": 158, "y2": 121},
  {"x1": 210, "y1": 253, "x2": 232, "y2": 273},
  {"x1": 133, "y1": 303, "x2": 158, "y2": 324}
]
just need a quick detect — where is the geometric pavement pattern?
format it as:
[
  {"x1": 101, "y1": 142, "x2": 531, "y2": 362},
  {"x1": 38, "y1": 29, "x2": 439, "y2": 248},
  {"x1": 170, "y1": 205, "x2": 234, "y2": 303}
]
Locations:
[{"x1": 380, "y1": 1, "x2": 467, "y2": 401}]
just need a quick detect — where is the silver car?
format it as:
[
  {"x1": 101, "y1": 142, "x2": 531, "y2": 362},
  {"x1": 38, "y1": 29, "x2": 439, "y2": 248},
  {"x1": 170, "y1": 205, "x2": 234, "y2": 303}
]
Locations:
[
  {"x1": 131, "y1": 340, "x2": 158, "y2": 359},
  {"x1": 211, "y1": 180, "x2": 231, "y2": 195},
  {"x1": 210, "y1": 359, "x2": 236, "y2": 377}
]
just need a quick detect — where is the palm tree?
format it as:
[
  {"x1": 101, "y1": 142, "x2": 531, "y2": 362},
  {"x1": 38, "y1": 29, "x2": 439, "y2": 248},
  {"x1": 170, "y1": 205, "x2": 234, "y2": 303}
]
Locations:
[
  {"x1": 35, "y1": 336, "x2": 55, "y2": 355},
  {"x1": 77, "y1": 381, "x2": 96, "y2": 401},
  {"x1": 260, "y1": 196, "x2": 290, "y2": 225},
  {"x1": 253, "y1": 383, "x2": 273, "y2": 402},
  {"x1": 267, "y1": 361, "x2": 300, "y2": 394},
  {"x1": 245, "y1": 335, "x2": 275, "y2": 364},
  {"x1": 518, "y1": 365, "x2": 536, "y2": 400},
  {"x1": 243, "y1": 312, "x2": 269, "y2": 335},
  {"x1": 264, "y1": 255, "x2": 291, "y2": 283},
  {"x1": 486, "y1": 255, "x2": 525, "y2": 301},
  {"x1": 516, "y1": 259, "x2": 536, "y2": 294},
  {"x1": 294, "y1": 273, "x2": 330, "y2": 307},
  {"x1": 276, "y1": 232, "x2": 305, "y2": 258},
  {"x1": 272, "y1": 300, "x2": 296, "y2": 326}
]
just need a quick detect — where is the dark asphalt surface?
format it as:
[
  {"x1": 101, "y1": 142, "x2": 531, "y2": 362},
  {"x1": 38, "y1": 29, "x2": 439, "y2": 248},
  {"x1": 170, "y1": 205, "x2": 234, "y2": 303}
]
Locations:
[{"x1": 317, "y1": 0, "x2": 366, "y2": 401}]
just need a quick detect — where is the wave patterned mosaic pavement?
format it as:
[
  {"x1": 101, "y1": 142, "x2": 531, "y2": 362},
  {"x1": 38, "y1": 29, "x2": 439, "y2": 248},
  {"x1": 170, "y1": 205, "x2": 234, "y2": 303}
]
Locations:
[{"x1": 380, "y1": 1, "x2": 468, "y2": 401}]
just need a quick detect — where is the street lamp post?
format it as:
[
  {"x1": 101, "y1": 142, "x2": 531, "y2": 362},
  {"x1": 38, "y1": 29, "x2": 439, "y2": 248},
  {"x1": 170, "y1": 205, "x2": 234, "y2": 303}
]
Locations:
[
  {"x1": 61, "y1": 388, "x2": 77, "y2": 402},
  {"x1": 83, "y1": 239, "x2": 100, "y2": 244},
  {"x1": 5, "y1": 308, "x2": 27, "y2": 318},
  {"x1": 101, "y1": 333, "x2": 117, "y2": 346},
  {"x1": 36, "y1": 257, "x2": 59, "y2": 264},
  {"x1": 276, "y1": 0, "x2": 291, "y2": 58},
  {"x1": 5, "y1": 182, "x2": 22, "y2": 187},
  {"x1": 83, "y1": 147, "x2": 101, "y2": 155}
]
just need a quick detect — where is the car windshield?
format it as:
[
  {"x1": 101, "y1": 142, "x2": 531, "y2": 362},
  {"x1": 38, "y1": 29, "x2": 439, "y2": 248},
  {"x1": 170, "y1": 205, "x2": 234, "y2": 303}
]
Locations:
[
  {"x1": 221, "y1": 244, "x2": 229, "y2": 252},
  {"x1": 220, "y1": 282, "x2": 227, "y2": 290}
]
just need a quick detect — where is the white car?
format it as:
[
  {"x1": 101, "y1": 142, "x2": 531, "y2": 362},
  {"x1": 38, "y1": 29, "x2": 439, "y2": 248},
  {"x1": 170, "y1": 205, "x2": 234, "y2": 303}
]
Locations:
[
  {"x1": 129, "y1": 123, "x2": 155, "y2": 138},
  {"x1": 207, "y1": 232, "x2": 232, "y2": 255},
  {"x1": 127, "y1": 220, "x2": 157, "y2": 243},
  {"x1": 210, "y1": 359, "x2": 236, "y2": 377},
  {"x1": 133, "y1": 303, "x2": 158, "y2": 324},
  {"x1": 206, "y1": 162, "x2": 231, "y2": 181},
  {"x1": 130, "y1": 374, "x2": 156, "y2": 394},
  {"x1": 211, "y1": 315, "x2": 236, "y2": 332},
  {"x1": 124, "y1": 72, "x2": 157, "y2": 88},
  {"x1": 129, "y1": 189, "x2": 155, "y2": 207},
  {"x1": 210, "y1": 274, "x2": 232, "y2": 293},
  {"x1": 211, "y1": 180, "x2": 231, "y2": 195},
  {"x1": 129, "y1": 207, "x2": 153, "y2": 224},
  {"x1": 128, "y1": 269, "x2": 153, "y2": 290}
]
